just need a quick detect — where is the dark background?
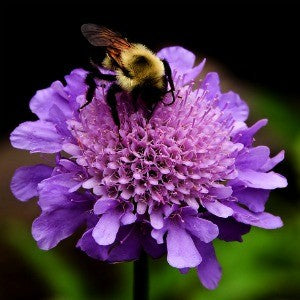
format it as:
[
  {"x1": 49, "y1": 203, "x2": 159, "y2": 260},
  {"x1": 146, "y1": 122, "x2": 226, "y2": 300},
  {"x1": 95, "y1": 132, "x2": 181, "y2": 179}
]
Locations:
[
  {"x1": 1, "y1": 1, "x2": 299, "y2": 299},
  {"x1": 1, "y1": 1, "x2": 299, "y2": 137}
]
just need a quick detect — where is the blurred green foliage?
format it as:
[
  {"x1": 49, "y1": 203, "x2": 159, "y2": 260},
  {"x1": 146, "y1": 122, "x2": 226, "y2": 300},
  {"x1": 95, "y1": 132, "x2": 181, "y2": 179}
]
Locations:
[
  {"x1": 249, "y1": 89, "x2": 300, "y2": 185},
  {"x1": 150, "y1": 213, "x2": 300, "y2": 300},
  {"x1": 3, "y1": 221, "x2": 89, "y2": 300},
  {"x1": 1, "y1": 87, "x2": 299, "y2": 299}
]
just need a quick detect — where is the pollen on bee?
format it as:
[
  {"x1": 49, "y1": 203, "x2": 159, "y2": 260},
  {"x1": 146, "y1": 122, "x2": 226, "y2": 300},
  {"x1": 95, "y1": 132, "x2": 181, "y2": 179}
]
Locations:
[{"x1": 102, "y1": 55, "x2": 114, "y2": 70}]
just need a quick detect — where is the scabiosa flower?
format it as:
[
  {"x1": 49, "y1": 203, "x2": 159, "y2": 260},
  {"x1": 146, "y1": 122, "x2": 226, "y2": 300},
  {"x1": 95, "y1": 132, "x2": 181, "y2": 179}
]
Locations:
[{"x1": 10, "y1": 46, "x2": 287, "y2": 289}]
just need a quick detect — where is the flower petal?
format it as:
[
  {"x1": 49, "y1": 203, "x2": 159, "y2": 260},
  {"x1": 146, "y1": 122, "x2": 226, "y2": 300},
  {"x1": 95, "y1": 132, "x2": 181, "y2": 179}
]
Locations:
[
  {"x1": 166, "y1": 223, "x2": 202, "y2": 268},
  {"x1": 202, "y1": 199, "x2": 233, "y2": 218},
  {"x1": 227, "y1": 202, "x2": 283, "y2": 229},
  {"x1": 233, "y1": 187, "x2": 270, "y2": 213},
  {"x1": 200, "y1": 72, "x2": 220, "y2": 100},
  {"x1": 107, "y1": 225, "x2": 141, "y2": 262},
  {"x1": 10, "y1": 121, "x2": 63, "y2": 153},
  {"x1": 32, "y1": 207, "x2": 86, "y2": 250},
  {"x1": 141, "y1": 225, "x2": 166, "y2": 259},
  {"x1": 182, "y1": 58, "x2": 206, "y2": 85},
  {"x1": 233, "y1": 119, "x2": 268, "y2": 147},
  {"x1": 209, "y1": 186, "x2": 233, "y2": 199},
  {"x1": 205, "y1": 215, "x2": 251, "y2": 242},
  {"x1": 77, "y1": 229, "x2": 109, "y2": 260},
  {"x1": 236, "y1": 146, "x2": 270, "y2": 171},
  {"x1": 194, "y1": 239, "x2": 222, "y2": 290},
  {"x1": 218, "y1": 91, "x2": 249, "y2": 121},
  {"x1": 179, "y1": 268, "x2": 190, "y2": 274},
  {"x1": 11, "y1": 164, "x2": 52, "y2": 201},
  {"x1": 92, "y1": 211, "x2": 121, "y2": 245},
  {"x1": 94, "y1": 199, "x2": 118, "y2": 215},
  {"x1": 82, "y1": 177, "x2": 100, "y2": 189},
  {"x1": 62, "y1": 143, "x2": 82, "y2": 156},
  {"x1": 64, "y1": 69, "x2": 87, "y2": 101},
  {"x1": 38, "y1": 173, "x2": 82, "y2": 191},
  {"x1": 237, "y1": 169, "x2": 287, "y2": 189},
  {"x1": 121, "y1": 211, "x2": 137, "y2": 225},
  {"x1": 185, "y1": 216, "x2": 219, "y2": 243},
  {"x1": 157, "y1": 46, "x2": 197, "y2": 72},
  {"x1": 151, "y1": 227, "x2": 167, "y2": 244},
  {"x1": 150, "y1": 210, "x2": 164, "y2": 229},
  {"x1": 38, "y1": 185, "x2": 92, "y2": 211},
  {"x1": 260, "y1": 150, "x2": 285, "y2": 172},
  {"x1": 29, "y1": 83, "x2": 73, "y2": 120},
  {"x1": 48, "y1": 105, "x2": 71, "y2": 138}
]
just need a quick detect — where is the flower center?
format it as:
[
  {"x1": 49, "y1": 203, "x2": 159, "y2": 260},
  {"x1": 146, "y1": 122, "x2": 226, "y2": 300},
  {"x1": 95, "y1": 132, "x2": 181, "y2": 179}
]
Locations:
[{"x1": 69, "y1": 84, "x2": 238, "y2": 208}]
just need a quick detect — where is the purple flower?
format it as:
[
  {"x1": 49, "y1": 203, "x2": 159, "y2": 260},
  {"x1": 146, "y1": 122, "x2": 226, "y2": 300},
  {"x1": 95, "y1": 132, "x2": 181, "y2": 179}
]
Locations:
[{"x1": 10, "y1": 46, "x2": 287, "y2": 289}]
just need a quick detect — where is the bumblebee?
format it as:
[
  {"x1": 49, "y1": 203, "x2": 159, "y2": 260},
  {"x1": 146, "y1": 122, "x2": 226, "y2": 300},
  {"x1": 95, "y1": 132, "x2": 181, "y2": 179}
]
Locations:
[{"x1": 81, "y1": 24, "x2": 175, "y2": 127}]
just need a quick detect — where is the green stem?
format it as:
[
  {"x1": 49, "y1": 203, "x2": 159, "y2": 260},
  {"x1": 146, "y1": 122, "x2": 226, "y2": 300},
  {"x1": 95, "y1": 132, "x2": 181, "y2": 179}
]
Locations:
[{"x1": 133, "y1": 250, "x2": 149, "y2": 300}]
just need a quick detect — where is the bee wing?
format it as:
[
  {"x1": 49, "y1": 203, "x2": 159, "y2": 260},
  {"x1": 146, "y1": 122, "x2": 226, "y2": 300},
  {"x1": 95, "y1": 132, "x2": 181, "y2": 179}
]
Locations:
[{"x1": 81, "y1": 24, "x2": 131, "y2": 49}]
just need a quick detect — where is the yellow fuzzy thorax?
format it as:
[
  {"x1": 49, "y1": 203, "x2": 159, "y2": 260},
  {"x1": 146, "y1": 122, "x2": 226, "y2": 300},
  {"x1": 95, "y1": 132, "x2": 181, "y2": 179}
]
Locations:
[{"x1": 103, "y1": 44, "x2": 165, "y2": 92}]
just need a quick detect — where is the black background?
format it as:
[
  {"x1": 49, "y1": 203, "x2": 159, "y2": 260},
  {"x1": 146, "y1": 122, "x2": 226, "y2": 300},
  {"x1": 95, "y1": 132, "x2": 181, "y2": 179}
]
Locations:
[
  {"x1": 1, "y1": 3, "x2": 299, "y2": 299},
  {"x1": 1, "y1": 1, "x2": 299, "y2": 137}
]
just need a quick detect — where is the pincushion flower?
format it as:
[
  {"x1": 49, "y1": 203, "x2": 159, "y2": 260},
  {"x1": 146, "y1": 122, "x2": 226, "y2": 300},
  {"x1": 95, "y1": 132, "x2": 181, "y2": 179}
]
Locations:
[{"x1": 10, "y1": 46, "x2": 287, "y2": 289}]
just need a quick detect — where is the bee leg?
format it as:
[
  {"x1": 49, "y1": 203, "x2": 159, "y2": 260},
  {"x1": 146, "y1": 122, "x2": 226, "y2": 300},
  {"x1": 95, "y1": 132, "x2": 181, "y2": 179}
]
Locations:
[
  {"x1": 162, "y1": 59, "x2": 176, "y2": 105},
  {"x1": 131, "y1": 88, "x2": 154, "y2": 121},
  {"x1": 80, "y1": 72, "x2": 97, "y2": 109},
  {"x1": 88, "y1": 58, "x2": 117, "y2": 82},
  {"x1": 147, "y1": 102, "x2": 160, "y2": 121},
  {"x1": 106, "y1": 83, "x2": 122, "y2": 127},
  {"x1": 80, "y1": 61, "x2": 116, "y2": 110},
  {"x1": 130, "y1": 88, "x2": 140, "y2": 112}
]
